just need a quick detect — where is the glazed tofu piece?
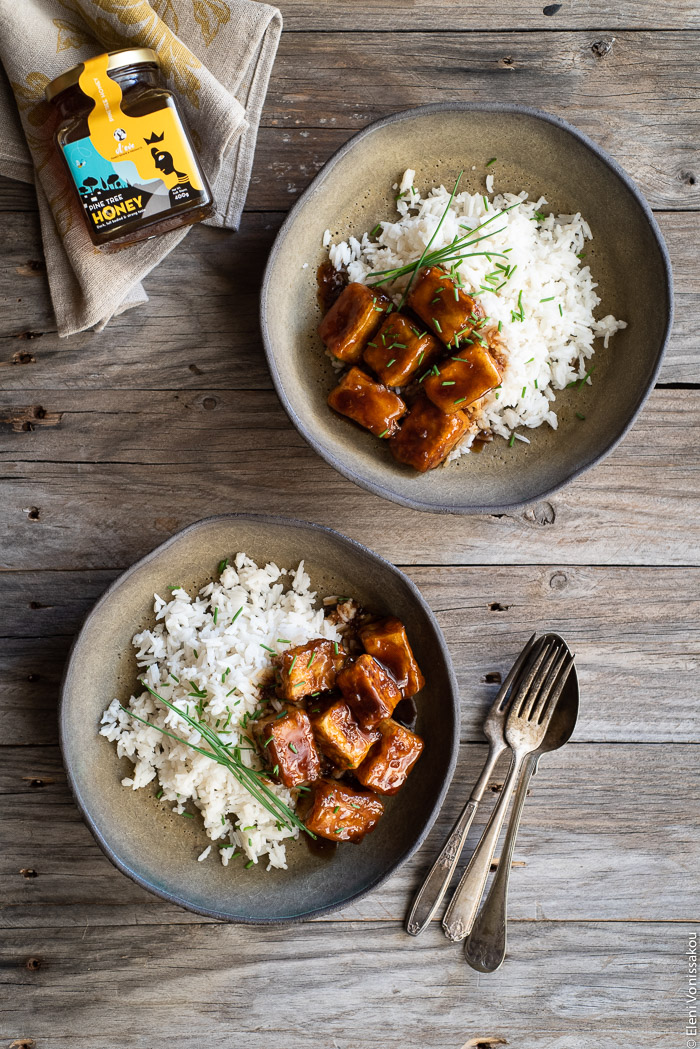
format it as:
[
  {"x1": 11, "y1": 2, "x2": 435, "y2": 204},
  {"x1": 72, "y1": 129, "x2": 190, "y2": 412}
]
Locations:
[
  {"x1": 318, "y1": 282, "x2": 390, "y2": 363},
  {"x1": 328, "y1": 367, "x2": 406, "y2": 438},
  {"x1": 407, "y1": 266, "x2": 485, "y2": 347},
  {"x1": 356, "y1": 718, "x2": 424, "y2": 794},
  {"x1": 309, "y1": 698, "x2": 380, "y2": 769},
  {"x1": 277, "y1": 638, "x2": 346, "y2": 702},
  {"x1": 423, "y1": 344, "x2": 502, "y2": 414},
  {"x1": 389, "y1": 394, "x2": 472, "y2": 472},
  {"x1": 337, "y1": 653, "x2": 402, "y2": 727},
  {"x1": 254, "y1": 706, "x2": 321, "y2": 788},
  {"x1": 359, "y1": 616, "x2": 425, "y2": 697},
  {"x1": 305, "y1": 778, "x2": 384, "y2": 842},
  {"x1": 363, "y1": 312, "x2": 442, "y2": 387}
]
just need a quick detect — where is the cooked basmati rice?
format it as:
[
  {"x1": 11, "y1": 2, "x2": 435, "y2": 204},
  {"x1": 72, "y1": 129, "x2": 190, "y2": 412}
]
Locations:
[
  {"x1": 100, "y1": 553, "x2": 342, "y2": 871},
  {"x1": 325, "y1": 169, "x2": 627, "y2": 454}
]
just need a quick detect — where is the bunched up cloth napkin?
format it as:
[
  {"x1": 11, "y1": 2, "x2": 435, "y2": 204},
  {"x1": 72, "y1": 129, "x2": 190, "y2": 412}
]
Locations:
[{"x1": 0, "y1": 0, "x2": 282, "y2": 335}]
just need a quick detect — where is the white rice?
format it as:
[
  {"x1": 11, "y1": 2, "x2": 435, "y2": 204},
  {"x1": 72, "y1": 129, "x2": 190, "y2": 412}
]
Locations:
[
  {"x1": 325, "y1": 168, "x2": 627, "y2": 453},
  {"x1": 100, "y1": 553, "x2": 342, "y2": 871}
]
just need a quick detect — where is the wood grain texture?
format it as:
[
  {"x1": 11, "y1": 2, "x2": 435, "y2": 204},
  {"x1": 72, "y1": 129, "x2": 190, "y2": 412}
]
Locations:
[
  {"x1": 0, "y1": 921, "x2": 683, "y2": 1048},
  {"x1": 1, "y1": 742, "x2": 697, "y2": 928},
  {"x1": 0, "y1": 210, "x2": 695, "y2": 385},
  {"x1": 0, "y1": 389, "x2": 698, "y2": 571},
  {"x1": 277, "y1": 1, "x2": 700, "y2": 32},
  {"x1": 1, "y1": 566, "x2": 698, "y2": 745}
]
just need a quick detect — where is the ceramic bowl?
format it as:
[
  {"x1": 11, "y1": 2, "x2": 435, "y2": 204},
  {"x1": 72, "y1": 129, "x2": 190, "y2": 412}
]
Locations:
[
  {"x1": 60, "y1": 514, "x2": 459, "y2": 923},
  {"x1": 261, "y1": 103, "x2": 673, "y2": 514}
]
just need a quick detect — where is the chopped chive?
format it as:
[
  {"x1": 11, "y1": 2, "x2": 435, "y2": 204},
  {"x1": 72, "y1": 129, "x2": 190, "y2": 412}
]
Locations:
[
  {"x1": 333, "y1": 805, "x2": 340, "y2": 813},
  {"x1": 287, "y1": 654, "x2": 297, "y2": 675},
  {"x1": 454, "y1": 397, "x2": 467, "y2": 404},
  {"x1": 441, "y1": 380, "x2": 456, "y2": 386},
  {"x1": 231, "y1": 607, "x2": 243, "y2": 624},
  {"x1": 288, "y1": 743, "x2": 298, "y2": 754},
  {"x1": 387, "y1": 359, "x2": 397, "y2": 367},
  {"x1": 263, "y1": 736, "x2": 274, "y2": 748},
  {"x1": 522, "y1": 386, "x2": 527, "y2": 398},
  {"x1": 540, "y1": 296, "x2": 554, "y2": 303},
  {"x1": 371, "y1": 223, "x2": 381, "y2": 236},
  {"x1": 225, "y1": 688, "x2": 237, "y2": 698},
  {"x1": 217, "y1": 558, "x2": 228, "y2": 574},
  {"x1": 294, "y1": 680, "x2": 308, "y2": 689},
  {"x1": 156, "y1": 789, "x2": 163, "y2": 799},
  {"x1": 577, "y1": 251, "x2": 586, "y2": 259},
  {"x1": 432, "y1": 318, "x2": 442, "y2": 333},
  {"x1": 247, "y1": 838, "x2": 253, "y2": 846},
  {"x1": 498, "y1": 320, "x2": 502, "y2": 332},
  {"x1": 306, "y1": 651, "x2": 316, "y2": 668},
  {"x1": 245, "y1": 860, "x2": 254, "y2": 869},
  {"x1": 167, "y1": 584, "x2": 181, "y2": 591},
  {"x1": 260, "y1": 643, "x2": 275, "y2": 654},
  {"x1": 378, "y1": 428, "x2": 389, "y2": 438},
  {"x1": 213, "y1": 607, "x2": 218, "y2": 625},
  {"x1": 169, "y1": 673, "x2": 180, "y2": 684},
  {"x1": 534, "y1": 379, "x2": 539, "y2": 389},
  {"x1": 486, "y1": 157, "x2": 497, "y2": 167},
  {"x1": 509, "y1": 433, "x2": 516, "y2": 447},
  {"x1": 334, "y1": 642, "x2": 340, "y2": 655},
  {"x1": 559, "y1": 304, "x2": 563, "y2": 316},
  {"x1": 432, "y1": 364, "x2": 440, "y2": 376},
  {"x1": 576, "y1": 412, "x2": 586, "y2": 420},
  {"x1": 334, "y1": 828, "x2": 343, "y2": 834},
  {"x1": 182, "y1": 812, "x2": 194, "y2": 819},
  {"x1": 273, "y1": 764, "x2": 279, "y2": 776},
  {"x1": 483, "y1": 195, "x2": 489, "y2": 210}
]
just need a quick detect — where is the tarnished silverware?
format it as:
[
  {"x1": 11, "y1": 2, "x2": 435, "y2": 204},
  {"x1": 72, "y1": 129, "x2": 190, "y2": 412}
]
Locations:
[
  {"x1": 464, "y1": 637, "x2": 579, "y2": 971},
  {"x1": 404, "y1": 632, "x2": 541, "y2": 937},
  {"x1": 442, "y1": 638, "x2": 574, "y2": 942}
]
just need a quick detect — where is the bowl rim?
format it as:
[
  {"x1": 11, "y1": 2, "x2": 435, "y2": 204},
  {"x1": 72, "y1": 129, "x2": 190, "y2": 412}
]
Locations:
[
  {"x1": 260, "y1": 101, "x2": 674, "y2": 515},
  {"x1": 59, "y1": 512, "x2": 461, "y2": 924}
]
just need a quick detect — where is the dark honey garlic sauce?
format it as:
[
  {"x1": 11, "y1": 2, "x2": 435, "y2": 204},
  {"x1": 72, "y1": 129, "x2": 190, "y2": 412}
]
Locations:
[
  {"x1": 317, "y1": 261, "x2": 348, "y2": 313},
  {"x1": 392, "y1": 696, "x2": 418, "y2": 732}
]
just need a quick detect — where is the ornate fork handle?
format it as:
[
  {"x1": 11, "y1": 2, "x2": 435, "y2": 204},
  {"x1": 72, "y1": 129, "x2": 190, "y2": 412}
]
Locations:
[{"x1": 405, "y1": 797, "x2": 480, "y2": 936}]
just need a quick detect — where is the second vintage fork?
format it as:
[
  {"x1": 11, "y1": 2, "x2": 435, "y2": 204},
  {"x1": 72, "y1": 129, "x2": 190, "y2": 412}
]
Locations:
[{"x1": 405, "y1": 632, "x2": 542, "y2": 937}]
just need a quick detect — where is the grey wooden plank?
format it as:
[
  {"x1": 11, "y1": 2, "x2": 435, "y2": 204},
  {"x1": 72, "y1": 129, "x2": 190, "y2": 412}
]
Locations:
[
  {"x1": 0, "y1": 920, "x2": 682, "y2": 1047},
  {"x1": 277, "y1": 0, "x2": 700, "y2": 31},
  {"x1": 0, "y1": 389, "x2": 698, "y2": 571},
  {"x1": 0, "y1": 210, "x2": 695, "y2": 385},
  {"x1": 1, "y1": 743, "x2": 697, "y2": 928},
  {"x1": 1, "y1": 566, "x2": 698, "y2": 744},
  {"x1": 261, "y1": 30, "x2": 700, "y2": 211}
]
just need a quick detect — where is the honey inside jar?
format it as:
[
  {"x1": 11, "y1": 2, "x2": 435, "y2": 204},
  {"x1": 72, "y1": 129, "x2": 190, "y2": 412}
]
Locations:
[{"x1": 45, "y1": 48, "x2": 213, "y2": 251}]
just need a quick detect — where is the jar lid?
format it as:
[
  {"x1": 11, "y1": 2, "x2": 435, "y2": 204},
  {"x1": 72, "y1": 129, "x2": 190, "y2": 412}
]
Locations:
[{"x1": 45, "y1": 48, "x2": 159, "y2": 103}]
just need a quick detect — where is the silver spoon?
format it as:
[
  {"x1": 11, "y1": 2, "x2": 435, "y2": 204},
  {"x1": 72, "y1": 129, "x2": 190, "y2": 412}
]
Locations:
[{"x1": 464, "y1": 634, "x2": 579, "y2": 972}]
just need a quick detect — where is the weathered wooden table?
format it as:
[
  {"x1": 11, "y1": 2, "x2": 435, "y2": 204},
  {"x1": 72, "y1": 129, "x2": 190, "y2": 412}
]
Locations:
[{"x1": 2, "y1": 3, "x2": 699, "y2": 1046}]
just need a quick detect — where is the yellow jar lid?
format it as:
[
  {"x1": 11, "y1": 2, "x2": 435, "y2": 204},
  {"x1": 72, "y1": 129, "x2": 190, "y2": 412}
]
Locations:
[{"x1": 45, "y1": 48, "x2": 159, "y2": 103}]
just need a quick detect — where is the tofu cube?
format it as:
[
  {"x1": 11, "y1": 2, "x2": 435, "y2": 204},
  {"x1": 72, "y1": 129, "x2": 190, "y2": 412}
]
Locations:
[
  {"x1": 356, "y1": 718, "x2": 424, "y2": 794},
  {"x1": 359, "y1": 616, "x2": 425, "y2": 697},
  {"x1": 318, "y1": 282, "x2": 390, "y2": 363},
  {"x1": 254, "y1": 706, "x2": 321, "y2": 788},
  {"x1": 278, "y1": 638, "x2": 346, "y2": 702},
  {"x1": 327, "y1": 367, "x2": 406, "y2": 438},
  {"x1": 423, "y1": 345, "x2": 502, "y2": 414},
  {"x1": 407, "y1": 266, "x2": 485, "y2": 347},
  {"x1": 309, "y1": 697, "x2": 380, "y2": 769},
  {"x1": 304, "y1": 778, "x2": 384, "y2": 842},
  {"x1": 389, "y1": 394, "x2": 472, "y2": 472},
  {"x1": 336, "y1": 653, "x2": 402, "y2": 727},
  {"x1": 363, "y1": 312, "x2": 442, "y2": 387}
]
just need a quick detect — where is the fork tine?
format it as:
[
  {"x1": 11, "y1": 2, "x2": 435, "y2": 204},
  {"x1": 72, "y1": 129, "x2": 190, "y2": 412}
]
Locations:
[
  {"x1": 533, "y1": 651, "x2": 576, "y2": 728},
  {"x1": 510, "y1": 637, "x2": 557, "y2": 718},
  {"x1": 494, "y1": 633, "x2": 538, "y2": 712},
  {"x1": 520, "y1": 641, "x2": 564, "y2": 721}
]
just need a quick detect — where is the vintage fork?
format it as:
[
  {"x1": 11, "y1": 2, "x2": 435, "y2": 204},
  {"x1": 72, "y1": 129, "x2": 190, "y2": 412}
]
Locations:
[
  {"x1": 405, "y1": 632, "x2": 543, "y2": 937},
  {"x1": 442, "y1": 638, "x2": 574, "y2": 942}
]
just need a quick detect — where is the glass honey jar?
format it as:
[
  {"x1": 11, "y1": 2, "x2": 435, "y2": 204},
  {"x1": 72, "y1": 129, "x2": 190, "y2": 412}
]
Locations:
[{"x1": 45, "y1": 48, "x2": 213, "y2": 250}]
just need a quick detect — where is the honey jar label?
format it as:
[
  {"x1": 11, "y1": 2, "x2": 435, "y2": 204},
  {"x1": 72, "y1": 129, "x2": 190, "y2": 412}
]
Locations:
[{"x1": 61, "y1": 53, "x2": 205, "y2": 235}]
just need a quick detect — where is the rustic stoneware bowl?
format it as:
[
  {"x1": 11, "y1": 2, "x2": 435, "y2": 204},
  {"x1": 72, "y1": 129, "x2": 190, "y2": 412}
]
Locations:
[
  {"x1": 261, "y1": 102, "x2": 673, "y2": 514},
  {"x1": 60, "y1": 514, "x2": 459, "y2": 923}
]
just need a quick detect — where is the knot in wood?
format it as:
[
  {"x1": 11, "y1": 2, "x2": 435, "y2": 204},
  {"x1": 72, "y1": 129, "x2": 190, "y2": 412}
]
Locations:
[
  {"x1": 25, "y1": 956, "x2": 42, "y2": 971},
  {"x1": 524, "y1": 501, "x2": 556, "y2": 526},
  {"x1": 591, "y1": 38, "x2": 614, "y2": 58},
  {"x1": 549, "y1": 571, "x2": 568, "y2": 590}
]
